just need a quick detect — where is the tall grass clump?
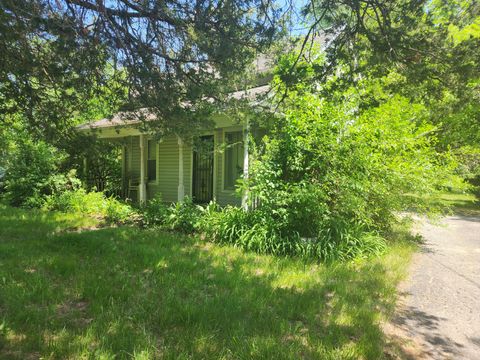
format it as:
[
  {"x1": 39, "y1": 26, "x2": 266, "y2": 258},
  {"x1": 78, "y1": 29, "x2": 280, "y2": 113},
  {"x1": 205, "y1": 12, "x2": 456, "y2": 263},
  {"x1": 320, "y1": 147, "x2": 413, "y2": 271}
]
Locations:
[
  {"x1": 141, "y1": 196, "x2": 202, "y2": 233},
  {"x1": 44, "y1": 188, "x2": 135, "y2": 224},
  {"x1": 196, "y1": 205, "x2": 386, "y2": 261}
]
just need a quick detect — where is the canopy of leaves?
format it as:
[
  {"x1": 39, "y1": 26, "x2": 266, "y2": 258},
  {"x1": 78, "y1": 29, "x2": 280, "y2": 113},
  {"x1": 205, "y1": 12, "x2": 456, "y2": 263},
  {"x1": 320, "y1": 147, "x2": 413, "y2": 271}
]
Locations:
[
  {"x1": 285, "y1": 0, "x2": 480, "y2": 151},
  {"x1": 0, "y1": 0, "x2": 283, "y2": 138}
]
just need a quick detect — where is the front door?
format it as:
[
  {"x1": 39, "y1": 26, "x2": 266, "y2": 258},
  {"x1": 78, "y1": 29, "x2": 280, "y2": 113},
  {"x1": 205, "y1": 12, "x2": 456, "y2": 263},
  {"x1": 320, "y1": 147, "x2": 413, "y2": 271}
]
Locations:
[{"x1": 192, "y1": 135, "x2": 214, "y2": 203}]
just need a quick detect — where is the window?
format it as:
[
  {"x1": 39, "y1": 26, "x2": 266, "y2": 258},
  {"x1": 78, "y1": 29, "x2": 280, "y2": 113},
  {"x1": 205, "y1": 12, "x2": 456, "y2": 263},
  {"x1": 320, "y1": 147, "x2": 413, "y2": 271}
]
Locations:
[
  {"x1": 147, "y1": 140, "x2": 157, "y2": 181},
  {"x1": 224, "y1": 131, "x2": 244, "y2": 190}
]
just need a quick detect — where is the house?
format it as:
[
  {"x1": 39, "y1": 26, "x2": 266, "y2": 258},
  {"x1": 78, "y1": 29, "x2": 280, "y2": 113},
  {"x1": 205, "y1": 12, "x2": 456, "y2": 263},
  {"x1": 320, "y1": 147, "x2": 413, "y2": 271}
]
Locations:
[{"x1": 77, "y1": 85, "x2": 270, "y2": 207}]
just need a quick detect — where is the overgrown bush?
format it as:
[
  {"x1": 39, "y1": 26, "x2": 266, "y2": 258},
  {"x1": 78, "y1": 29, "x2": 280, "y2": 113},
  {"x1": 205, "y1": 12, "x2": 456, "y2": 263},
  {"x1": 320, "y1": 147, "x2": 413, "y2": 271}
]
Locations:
[
  {"x1": 247, "y1": 93, "x2": 461, "y2": 241},
  {"x1": 191, "y1": 89, "x2": 461, "y2": 261},
  {"x1": 105, "y1": 199, "x2": 135, "y2": 224},
  {"x1": 44, "y1": 189, "x2": 106, "y2": 214},
  {"x1": 141, "y1": 193, "x2": 169, "y2": 226},
  {"x1": 3, "y1": 141, "x2": 65, "y2": 207},
  {"x1": 141, "y1": 196, "x2": 202, "y2": 233},
  {"x1": 165, "y1": 197, "x2": 202, "y2": 233},
  {"x1": 44, "y1": 188, "x2": 134, "y2": 224},
  {"x1": 454, "y1": 146, "x2": 480, "y2": 199}
]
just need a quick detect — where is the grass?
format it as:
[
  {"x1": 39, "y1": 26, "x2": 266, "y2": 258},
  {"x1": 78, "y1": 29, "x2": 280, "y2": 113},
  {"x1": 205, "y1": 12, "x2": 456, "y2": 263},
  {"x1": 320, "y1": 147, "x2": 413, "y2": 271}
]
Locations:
[
  {"x1": 0, "y1": 204, "x2": 416, "y2": 359},
  {"x1": 434, "y1": 191, "x2": 480, "y2": 216}
]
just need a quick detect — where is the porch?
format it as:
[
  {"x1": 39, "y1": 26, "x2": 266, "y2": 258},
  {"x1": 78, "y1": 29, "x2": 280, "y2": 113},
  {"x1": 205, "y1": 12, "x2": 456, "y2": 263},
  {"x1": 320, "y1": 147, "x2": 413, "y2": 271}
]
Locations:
[{"x1": 91, "y1": 129, "x2": 248, "y2": 207}]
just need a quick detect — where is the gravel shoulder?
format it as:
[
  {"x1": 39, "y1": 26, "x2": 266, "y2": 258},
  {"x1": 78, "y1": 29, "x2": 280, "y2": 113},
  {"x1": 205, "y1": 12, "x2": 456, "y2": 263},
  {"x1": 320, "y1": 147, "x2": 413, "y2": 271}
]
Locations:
[{"x1": 386, "y1": 215, "x2": 480, "y2": 359}]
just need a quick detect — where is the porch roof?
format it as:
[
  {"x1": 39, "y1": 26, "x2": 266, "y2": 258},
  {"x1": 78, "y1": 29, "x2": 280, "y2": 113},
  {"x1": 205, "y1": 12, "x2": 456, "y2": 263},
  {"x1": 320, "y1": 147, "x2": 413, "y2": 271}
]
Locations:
[{"x1": 77, "y1": 85, "x2": 270, "y2": 132}]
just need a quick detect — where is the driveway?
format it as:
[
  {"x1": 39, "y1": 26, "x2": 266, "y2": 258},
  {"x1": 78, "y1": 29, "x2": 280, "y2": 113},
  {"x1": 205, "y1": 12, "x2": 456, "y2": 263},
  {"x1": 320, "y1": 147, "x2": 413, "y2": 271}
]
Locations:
[{"x1": 389, "y1": 215, "x2": 480, "y2": 359}]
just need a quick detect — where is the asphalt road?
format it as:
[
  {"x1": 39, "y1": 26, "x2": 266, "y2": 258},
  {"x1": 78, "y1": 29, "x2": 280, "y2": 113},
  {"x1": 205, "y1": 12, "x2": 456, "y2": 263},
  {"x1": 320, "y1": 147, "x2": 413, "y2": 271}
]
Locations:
[{"x1": 392, "y1": 215, "x2": 480, "y2": 359}]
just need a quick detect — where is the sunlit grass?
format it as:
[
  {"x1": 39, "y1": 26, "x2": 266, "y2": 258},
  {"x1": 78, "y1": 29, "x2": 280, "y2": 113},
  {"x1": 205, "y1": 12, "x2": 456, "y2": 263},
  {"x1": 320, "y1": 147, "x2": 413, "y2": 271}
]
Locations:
[
  {"x1": 0, "y1": 204, "x2": 415, "y2": 359},
  {"x1": 433, "y1": 191, "x2": 480, "y2": 216}
]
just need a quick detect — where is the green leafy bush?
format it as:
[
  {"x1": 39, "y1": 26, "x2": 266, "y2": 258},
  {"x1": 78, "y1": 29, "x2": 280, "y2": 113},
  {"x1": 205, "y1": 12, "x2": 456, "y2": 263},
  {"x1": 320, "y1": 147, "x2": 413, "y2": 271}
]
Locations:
[
  {"x1": 248, "y1": 93, "x2": 461, "y2": 239},
  {"x1": 141, "y1": 196, "x2": 203, "y2": 233},
  {"x1": 197, "y1": 205, "x2": 256, "y2": 243},
  {"x1": 44, "y1": 189, "x2": 106, "y2": 214},
  {"x1": 105, "y1": 199, "x2": 135, "y2": 224},
  {"x1": 165, "y1": 197, "x2": 202, "y2": 233},
  {"x1": 141, "y1": 193, "x2": 169, "y2": 226},
  {"x1": 195, "y1": 87, "x2": 461, "y2": 261},
  {"x1": 3, "y1": 141, "x2": 65, "y2": 207},
  {"x1": 44, "y1": 188, "x2": 134, "y2": 224}
]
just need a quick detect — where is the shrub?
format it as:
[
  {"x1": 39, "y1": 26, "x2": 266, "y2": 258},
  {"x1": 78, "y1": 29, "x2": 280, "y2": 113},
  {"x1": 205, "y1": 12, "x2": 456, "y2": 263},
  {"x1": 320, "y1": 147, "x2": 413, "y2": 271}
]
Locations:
[
  {"x1": 141, "y1": 196, "x2": 202, "y2": 232},
  {"x1": 142, "y1": 193, "x2": 169, "y2": 226},
  {"x1": 44, "y1": 188, "x2": 135, "y2": 224},
  {"x1": 189, "y1": 92, "x2": 459, "y2": 261},
  {"x1": 197, "y1": 205, "x2": 256, "y2": 243},
  {"x1": 44, "y1": 189, "x2": 106, "y2": 214},
  {"x1": 3, "y1": 141, "x2": 65, "y2": 207},
  {"x1": 165, "y1": 197, "x2": 202, "y2": 233},
  {"x1": 247, "y1": 93, "x2": 462, "y2": 240},
  {"x1": 48, "y1": 170, "x2": 82, "y2": 194},
  {"x1": 105, "y1": 199, "x2": 135, "y2": 224}
]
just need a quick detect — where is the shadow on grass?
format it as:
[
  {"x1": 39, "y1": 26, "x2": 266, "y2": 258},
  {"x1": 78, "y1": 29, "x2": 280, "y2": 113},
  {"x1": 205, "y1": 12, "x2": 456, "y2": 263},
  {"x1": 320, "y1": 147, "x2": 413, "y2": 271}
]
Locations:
[
  {"x1": 435, "y1": 192, "x2": 480, "y2": 217},
  {"x1": 0, "y1": 206, "x2": 405, "y2": 359}
]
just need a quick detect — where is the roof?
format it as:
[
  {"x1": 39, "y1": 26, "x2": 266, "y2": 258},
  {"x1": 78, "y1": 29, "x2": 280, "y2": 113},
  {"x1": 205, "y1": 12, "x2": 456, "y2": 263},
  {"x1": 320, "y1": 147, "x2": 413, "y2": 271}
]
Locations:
[
  {"x1": 77, "y1": 85, "x2": 270, "y2": 131},
  {"x1": 76, "y1": 109, "x2": 153, "y2": 130}
]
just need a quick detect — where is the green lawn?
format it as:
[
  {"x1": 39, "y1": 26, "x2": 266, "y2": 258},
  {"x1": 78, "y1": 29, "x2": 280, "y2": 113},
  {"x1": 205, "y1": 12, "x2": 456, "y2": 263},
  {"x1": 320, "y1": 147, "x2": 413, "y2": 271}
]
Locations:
[
  {"x1": 0, "y1": 205, "x2": 415, "y2": 359},
  {"x1": 433, "y1": 191, "x2": 480, "y2": 216}
]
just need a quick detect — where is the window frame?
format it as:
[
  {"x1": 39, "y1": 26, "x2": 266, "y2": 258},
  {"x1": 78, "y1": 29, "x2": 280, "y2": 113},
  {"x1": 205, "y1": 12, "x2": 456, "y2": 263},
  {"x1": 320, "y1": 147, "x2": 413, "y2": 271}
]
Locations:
[
  {"x1": 222, "y1": 128, "x2": 244, "y2": 191},
  {"x1": 147, "y1": 139, "x2": 157, "y2": 183}
]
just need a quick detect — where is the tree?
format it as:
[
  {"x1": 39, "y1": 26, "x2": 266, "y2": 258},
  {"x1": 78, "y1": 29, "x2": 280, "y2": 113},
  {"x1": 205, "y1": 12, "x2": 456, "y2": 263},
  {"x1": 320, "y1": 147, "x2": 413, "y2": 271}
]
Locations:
[
  {"x1": 267, "y1": 0, "x2": 478, "y2": 195},
  {"x1": 0, "y1": 0, "x2": 283, "y2": 139}
]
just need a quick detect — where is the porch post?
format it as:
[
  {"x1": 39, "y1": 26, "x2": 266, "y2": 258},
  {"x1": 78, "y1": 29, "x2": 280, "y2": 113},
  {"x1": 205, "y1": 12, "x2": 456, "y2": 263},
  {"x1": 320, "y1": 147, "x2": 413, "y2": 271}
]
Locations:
[
  {"x1": 242, "y1": 119, "x2": 249, "y2": 210},
  {"x1": 177, "y1": 135, "x2": 185, "y2": 202},
  {"x1": 83, "y1": 156, "x2": 88, "y2": 188},
  {"x1": 139, "y1": 134, "x2": 147, "y2": 204},
  {"x1": 121, "y1": 146, "x2": 126, "y2": 196}
]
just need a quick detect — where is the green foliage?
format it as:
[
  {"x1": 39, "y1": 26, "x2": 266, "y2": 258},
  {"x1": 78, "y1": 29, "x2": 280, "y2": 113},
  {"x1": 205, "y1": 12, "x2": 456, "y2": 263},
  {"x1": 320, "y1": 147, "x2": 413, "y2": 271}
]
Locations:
[
  {"x1": 1, "y1": 0, "x2": 279, "y2": 141},
  {"x1": 241, "y1": 87, "x2": 462, "y2": 256},
  {"x1": 141, "y1": 194, "x2": 169, "y2": 227},
  {"x1": 65, "y1": 134, "x2": 123, "y2": 196},
  {"x1": 44, "y1": 189, "x2": 105, "y2": 214},
  {"x1": 196, "y1": 205, "x2": 386, "y2": 261},
  {"x1": 453, "y1": 146, "x2": 480, "y2": 197},
  {"x1": 141, "y1": 196, "x2": 203, "y2": 233},
  {"x1": 165, "y1": 197, "x2": 203, "y2": 233},
  {"x1": 105, "y1": 199, "x2": 135, "y2": 225},
  {"x1": 197, "y1": 205, "x2": 257, "y2": 244},
  {"x1": 47, "y1": 170, "x2": 83, "y2": 195},
  {"x1": 296, "y1": 0, "x2": 480, "y2": 154},
  {"x1": 43, "y1": 188, "x2": 134, "y2": 225},
  {"x1": 3, "y1": 140, "x2": 66, "y2": 207}
]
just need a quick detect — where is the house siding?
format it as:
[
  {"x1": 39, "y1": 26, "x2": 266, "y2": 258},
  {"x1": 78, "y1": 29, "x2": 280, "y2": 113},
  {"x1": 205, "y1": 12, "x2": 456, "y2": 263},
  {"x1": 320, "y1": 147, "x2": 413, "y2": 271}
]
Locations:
[
  {"x1": 156, "y1": 135, "x2": 179, "y2": 202},
  {"x1": 130, "y1": 136, "x2": 141, "y2": 178}
]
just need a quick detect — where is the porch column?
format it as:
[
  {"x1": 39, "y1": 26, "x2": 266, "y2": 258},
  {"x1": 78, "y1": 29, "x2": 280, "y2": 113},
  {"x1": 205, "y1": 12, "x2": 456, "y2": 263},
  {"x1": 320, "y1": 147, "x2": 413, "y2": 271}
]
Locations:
[
  {"x1": 177, "y1": 135, "x2": 185, "y2": 202},
  {"x1": 121, "y1": 146, "x2": 126, "y2": 196},
  {"x1": 242, "y1": 119, "x2": 249, "y2": 210},
  {"x1": 83, "y1": 156, "x2": 88, "y2": 188},
  {"x1": 139, "y1": 134, "x2": 147, "y2": 204}
]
